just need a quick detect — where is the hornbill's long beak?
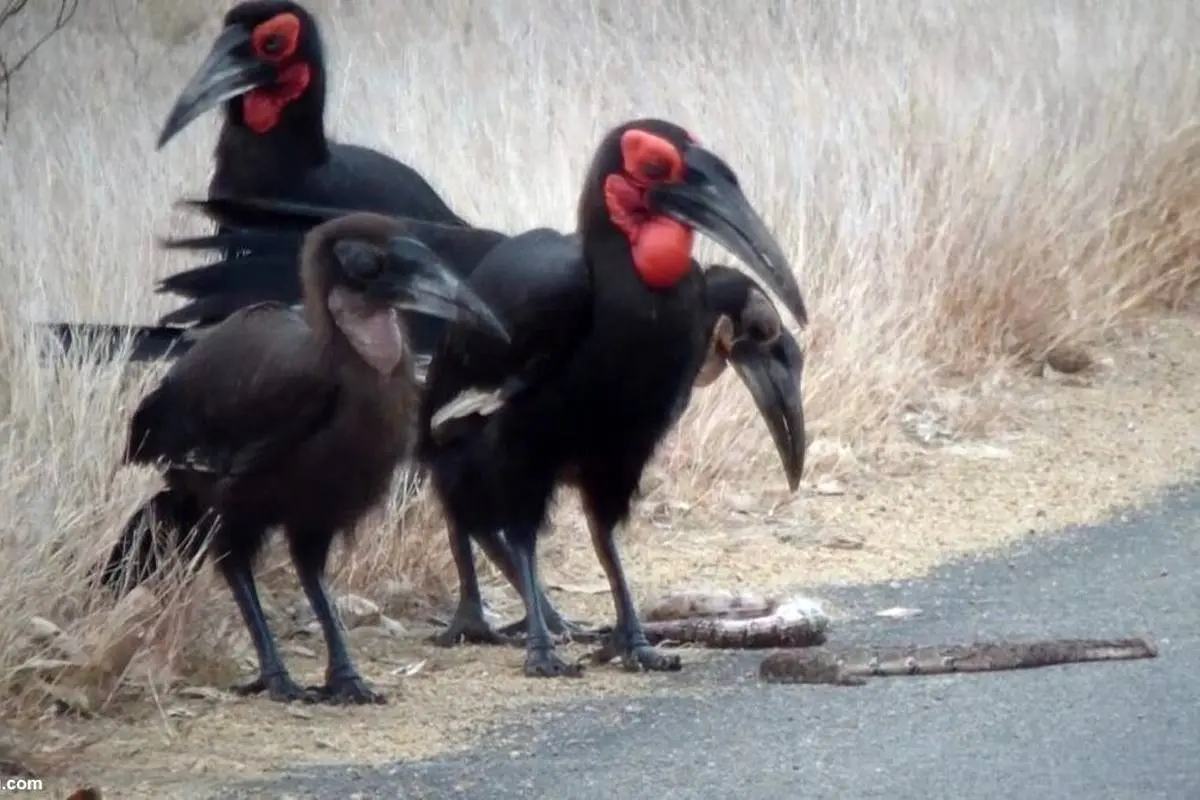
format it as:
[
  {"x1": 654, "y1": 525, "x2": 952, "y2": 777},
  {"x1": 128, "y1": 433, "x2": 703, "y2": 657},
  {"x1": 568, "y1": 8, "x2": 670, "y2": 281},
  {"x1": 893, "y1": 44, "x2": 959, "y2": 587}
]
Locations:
[
  {"x1": 157, "y1": 25, "x2": 276, "y2": 150},
  {"x1": 728, "y1": 331, "x2": 806, "y2": 491},
  {"x1": 648, "y1": 145, "x2": 807, "y2": 330},
  {"x1": 335, "y1": 237, "x2": 510, "y2": 344}
]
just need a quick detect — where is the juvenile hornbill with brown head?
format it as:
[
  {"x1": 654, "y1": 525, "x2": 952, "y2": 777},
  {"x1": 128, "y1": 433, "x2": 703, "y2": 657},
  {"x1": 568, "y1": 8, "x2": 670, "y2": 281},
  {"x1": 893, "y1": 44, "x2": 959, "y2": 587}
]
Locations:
[
  {"x1": 418, "y1": 118, "x2": 807, "y2": 676},
  {"x1": 101, "y1": 213, "x2": 508, "y2": 703},
  {"x1": 40, "y1": 0, "x2": 472, "y2": 361}
]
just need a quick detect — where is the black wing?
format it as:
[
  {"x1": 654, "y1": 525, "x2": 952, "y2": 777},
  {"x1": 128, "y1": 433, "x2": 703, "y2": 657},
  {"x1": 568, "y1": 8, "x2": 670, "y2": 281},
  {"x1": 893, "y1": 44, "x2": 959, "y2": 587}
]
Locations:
[
  {"x1": 212, "y1": 141, "x2": 470, "y2": 228},
  {"x1": 126, "y1": 306, "x2": 340, "y2": 482},
  {"x1": 419, "y1": 229, "x2": 592, "y2": 447}
]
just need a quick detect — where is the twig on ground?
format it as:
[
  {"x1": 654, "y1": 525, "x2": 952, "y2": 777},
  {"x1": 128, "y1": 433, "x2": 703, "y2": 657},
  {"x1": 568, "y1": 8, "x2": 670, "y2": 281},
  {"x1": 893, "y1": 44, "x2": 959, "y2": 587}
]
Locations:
[{"x1": 759, "y1": 637, "x2": 1160, "y2": 686}]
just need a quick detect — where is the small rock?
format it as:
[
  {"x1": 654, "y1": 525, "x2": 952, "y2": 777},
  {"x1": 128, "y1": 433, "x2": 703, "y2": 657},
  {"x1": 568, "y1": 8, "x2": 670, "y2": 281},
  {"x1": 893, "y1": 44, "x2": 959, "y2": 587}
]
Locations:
[
  {"x1": 381, "y1": 580, "x2": 421, "y2": 619},
  {"x1": 26, "y1": 617, "x2": 84, "y2": 660},
  {"x1": 813, "y1": 480, "x2": 846, "y2": 496},
  {"x1": 335, "y1": 595, "x2": 381, "y2": 629},
  {"x1": 27, "y1": 616, "x2": 65, "y2": 642},
  {"x1": 727, "y1": 493, "x2": 757, "y2": 513},
  {"x1": 379, "y1": 615, "x2": 407, "y2": 637},
  {"x1": 1046, "y1": 344, "x2": 1093, "y2": 374},
  {"x1": 824, "y1": 535, "x2": 864, "y2": 551}
]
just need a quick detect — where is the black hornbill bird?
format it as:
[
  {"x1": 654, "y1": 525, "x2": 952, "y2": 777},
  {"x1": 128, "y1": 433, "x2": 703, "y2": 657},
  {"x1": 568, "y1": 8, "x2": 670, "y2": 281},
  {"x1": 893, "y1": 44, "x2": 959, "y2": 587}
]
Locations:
[
  {"x1": 102, "y1": 213, "x2": 508, "y2": 704},
  {"x1": 38, "y1": 0, "x2": 470, "y2": 362},
  {"x1": 429, "y1": 261, "x2": 806, "y2": 648},
  {"x1": 417, "y1": 118, "x2": 807, "y2": 677}
]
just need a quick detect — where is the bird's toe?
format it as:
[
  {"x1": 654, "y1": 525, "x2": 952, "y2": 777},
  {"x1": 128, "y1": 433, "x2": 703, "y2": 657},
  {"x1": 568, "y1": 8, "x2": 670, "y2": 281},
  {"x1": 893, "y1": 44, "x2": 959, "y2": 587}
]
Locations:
[
  {"x1": 310, "y1": 676, "x2": 388, "y2": 705},
  {"x1": 624, "y1": 644, "x2": 682, "y2": 673},
  {"x1": 430, "y1": 612, "x2": 514, "y2": 648},
  {"x1": 233, "y1": 672, "x2": 318, "y2": 703},
  {"x1": 523, "y1": 648, "x2": 585, "y2": 678}
]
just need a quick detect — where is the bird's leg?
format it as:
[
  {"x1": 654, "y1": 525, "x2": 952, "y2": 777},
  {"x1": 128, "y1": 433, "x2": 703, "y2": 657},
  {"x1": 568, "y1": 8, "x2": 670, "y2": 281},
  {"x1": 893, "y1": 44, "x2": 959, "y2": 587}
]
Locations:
[
  {"x1": 215, "y1": 542, "x2": 315, "y2": 703},
  {"x1": 287, "y1": 529, "x2": 386, "y2": 705},
  {"x1": 584, "y1": 506, "x2": 681, "y2": 673},
  {"x1": 508, "y1": 529, "x2": 583, "y2": 678},
  {"x1": 474, "y1": 530, "x2": 601, "y2": 643},
  {"x1": 430, "y1": 523, "x2": 514, "y2": 647}
]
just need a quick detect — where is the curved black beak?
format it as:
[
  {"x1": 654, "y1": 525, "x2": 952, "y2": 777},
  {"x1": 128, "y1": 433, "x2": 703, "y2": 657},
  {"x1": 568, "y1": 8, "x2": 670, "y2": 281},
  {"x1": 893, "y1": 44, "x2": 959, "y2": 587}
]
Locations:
[
  {"x1": 648, "y1": 146, "x2": 807, "y2": 330},
  {"x1": 728, "y1": 331, "x2": 806, "y2": 491},
  {"x1": 382, "y1": 237, "x2": 510, "y2": 344},
  {"x1": 157, "y1": 25, "x2": 276, "y2": 150}
]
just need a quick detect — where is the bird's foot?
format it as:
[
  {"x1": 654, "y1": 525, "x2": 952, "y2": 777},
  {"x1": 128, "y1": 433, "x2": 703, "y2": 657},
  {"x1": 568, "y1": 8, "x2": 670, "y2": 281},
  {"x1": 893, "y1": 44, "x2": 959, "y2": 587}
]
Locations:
[
  {"x1": 231, "y1": 671, "x2": 317, "y2": 703},
  {"x1": 307, "y1": 674, "x2": 387, "y2": 706},
  {"x1": 499, "y1": 612, "x2": 603, "y2": 645},
  {"x1": 523, "y1": 646, "x2": 585, "y2": 678},
  {"x1": 600, "y1": 628, "x2": 682, "y2": 673},
  {"x1": 621, "y1": 644, "x2": 681, "y2": 673},
  {"x1": 429, "y1": 607, "x2": 515, "y2": 648}
]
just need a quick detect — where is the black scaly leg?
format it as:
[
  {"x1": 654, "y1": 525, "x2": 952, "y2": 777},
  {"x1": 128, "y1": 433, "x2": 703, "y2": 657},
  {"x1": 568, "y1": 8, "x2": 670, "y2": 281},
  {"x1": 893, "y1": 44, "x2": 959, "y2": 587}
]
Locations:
[
  {"x1": 215, "y1": 523, "x2": 315, "y2": 703},
  {"x1": 474, "y1": 530, "x2": 601, "y2": 643},
  {"x1": 287, "y1": 526, "x2": 386, "y2": 705},
  {"x1": 580, "y1": 481, "x2": 680, "y2": 673},
  {"x1": 507, "y1": 527, "x2": 583, "y2": 678},
  {"x1": 430, "y1": 523, "x2": 514, "y2": 647}
]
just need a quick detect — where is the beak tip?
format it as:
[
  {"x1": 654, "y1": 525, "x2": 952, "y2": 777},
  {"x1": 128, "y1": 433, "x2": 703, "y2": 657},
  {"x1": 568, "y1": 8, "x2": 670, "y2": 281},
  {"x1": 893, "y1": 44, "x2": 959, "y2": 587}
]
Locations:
[
  {"x1": 787, "y1": 460, "x2": 803, "y2": 493},
  {"x1": 156, "y1": 119, "x2": 181, "y2": 151}
]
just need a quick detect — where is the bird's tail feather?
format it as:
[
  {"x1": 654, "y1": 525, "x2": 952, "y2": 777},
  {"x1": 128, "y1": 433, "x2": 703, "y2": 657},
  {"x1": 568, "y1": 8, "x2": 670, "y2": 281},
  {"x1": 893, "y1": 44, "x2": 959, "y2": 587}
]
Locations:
[
  {"x1": 96, "y1": 490, "x2": 213, "y2": 597},
  {"x1": 35, "y1": 322, "x2": 196, "y2": 363},
  {"x1": 174, "y1": 196, "x2": 363, "y2": 232},
  {"x1": 153, "y1": 198, "x2": 361, "y2": 326}
]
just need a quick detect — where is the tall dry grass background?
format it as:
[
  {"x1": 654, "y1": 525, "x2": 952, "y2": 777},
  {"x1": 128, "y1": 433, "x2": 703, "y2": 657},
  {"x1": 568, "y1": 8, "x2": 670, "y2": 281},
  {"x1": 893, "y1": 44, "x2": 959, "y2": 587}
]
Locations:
[{"x1": 0, "y1": 0, "x2": 1196, "y2": 716}]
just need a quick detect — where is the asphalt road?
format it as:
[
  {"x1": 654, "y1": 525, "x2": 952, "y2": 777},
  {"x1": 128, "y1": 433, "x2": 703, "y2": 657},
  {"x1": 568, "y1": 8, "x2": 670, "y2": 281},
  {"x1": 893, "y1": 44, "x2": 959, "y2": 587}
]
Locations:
[{"x1": 218, "y1": 481, "x2": 1200, "y2": 800}]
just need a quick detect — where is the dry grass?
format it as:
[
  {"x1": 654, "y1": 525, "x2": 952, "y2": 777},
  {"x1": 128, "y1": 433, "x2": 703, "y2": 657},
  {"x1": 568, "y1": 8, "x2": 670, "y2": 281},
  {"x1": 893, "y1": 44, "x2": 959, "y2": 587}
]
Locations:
[{"x1": 0, "y1": 0, "x2": 1198, "y2": 751}]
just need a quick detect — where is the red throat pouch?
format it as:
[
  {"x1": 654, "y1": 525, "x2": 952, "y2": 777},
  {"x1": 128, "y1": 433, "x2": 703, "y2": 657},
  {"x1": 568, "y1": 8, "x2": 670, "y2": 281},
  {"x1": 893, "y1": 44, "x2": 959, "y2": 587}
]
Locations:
[
  {"x1": 241, "y1": 62, "x2": 312, "y2": 134},
  {"x1": 603, "y1": 174, "x2": 694, "y2": 288}
]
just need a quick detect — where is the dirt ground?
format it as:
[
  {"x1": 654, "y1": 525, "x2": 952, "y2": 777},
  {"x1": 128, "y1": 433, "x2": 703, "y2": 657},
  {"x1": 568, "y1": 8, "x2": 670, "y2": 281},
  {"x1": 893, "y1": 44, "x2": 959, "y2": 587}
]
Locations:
[{"x1": 23, "y1": 312, "x2": 1200, "y2": 798}]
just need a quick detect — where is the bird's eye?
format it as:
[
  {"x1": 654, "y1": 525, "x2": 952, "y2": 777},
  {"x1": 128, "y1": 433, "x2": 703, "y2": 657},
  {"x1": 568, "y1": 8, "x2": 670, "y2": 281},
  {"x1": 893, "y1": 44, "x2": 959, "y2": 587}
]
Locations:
[
  {"x1": 261, "y1": 33, "x2": 286, "y2": 56},
  {"x1": 639, "y1": 160, "x2": 670, "y2": 181},
  {"x1": 745, "y1": 318, "x2": 776, "y2": 344}
]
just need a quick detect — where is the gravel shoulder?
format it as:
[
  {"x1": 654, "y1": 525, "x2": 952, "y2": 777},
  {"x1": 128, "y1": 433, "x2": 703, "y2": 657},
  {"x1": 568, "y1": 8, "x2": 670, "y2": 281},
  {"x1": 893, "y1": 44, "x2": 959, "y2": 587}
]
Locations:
[{"x1": 212, "y1": 479, "x2": 1200, "y2": 799}]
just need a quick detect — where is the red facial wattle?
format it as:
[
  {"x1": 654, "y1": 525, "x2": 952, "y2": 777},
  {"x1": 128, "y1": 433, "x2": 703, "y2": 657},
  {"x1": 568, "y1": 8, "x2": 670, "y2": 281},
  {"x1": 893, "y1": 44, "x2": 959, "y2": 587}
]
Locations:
[
  {"x1": 242, "y1": 62, "x2": 312, "y2": 134},
  {"x1": 604, "y1": 129, "x2": 695, "y2": 289},
  {"x1": 242, "y1": 12, "x2": 310, "y2": 135},
  {"x1": 603, "y1": 174, "x2": 694, "y2": 288}
]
